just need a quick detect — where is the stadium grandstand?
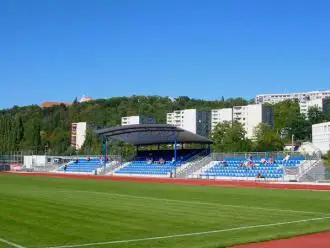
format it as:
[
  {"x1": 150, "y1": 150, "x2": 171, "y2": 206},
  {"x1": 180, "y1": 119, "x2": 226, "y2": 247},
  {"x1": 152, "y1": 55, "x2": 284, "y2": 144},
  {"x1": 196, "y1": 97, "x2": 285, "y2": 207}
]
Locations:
[
  {"x1": 53, "y1": 124, "x2": 211, "y2": 176},
  {"x1": 45, "y1": 124, "x2": 321, "y2": 182}
]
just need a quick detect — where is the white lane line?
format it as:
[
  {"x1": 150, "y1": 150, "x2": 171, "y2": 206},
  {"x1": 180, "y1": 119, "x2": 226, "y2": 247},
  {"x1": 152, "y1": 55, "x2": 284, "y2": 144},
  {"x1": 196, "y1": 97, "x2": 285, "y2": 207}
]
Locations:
[
  {"x1": 55, "y1": 189, "x2": 327, "y2": 216},
  {"x1": 45, "y1": 216, "x2": 330, "y2": 248},
  {"x1": 0, "y1": 238, "x2": 26, "y2": 248}
]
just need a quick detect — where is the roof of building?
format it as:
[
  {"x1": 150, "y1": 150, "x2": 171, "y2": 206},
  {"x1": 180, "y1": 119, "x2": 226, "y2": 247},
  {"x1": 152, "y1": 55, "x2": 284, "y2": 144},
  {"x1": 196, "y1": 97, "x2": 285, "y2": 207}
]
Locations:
[
  {"x1": 95, "y1": 124, "x2": 213, "y2": 146},
  {"x1": 41, "y1": 102, "x2": 71, "y2": 108}
]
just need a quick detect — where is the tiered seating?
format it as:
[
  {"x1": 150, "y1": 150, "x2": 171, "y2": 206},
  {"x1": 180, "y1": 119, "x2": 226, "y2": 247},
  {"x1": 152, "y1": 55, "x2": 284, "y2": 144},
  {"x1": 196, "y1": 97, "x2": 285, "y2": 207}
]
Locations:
[
  {"x1": 58, "y1": 159, "x2": 102, "y2": 173},
  {"x1": 201, "y1": 156, "x2": 305, "y2": 179},
  {"x1": 116, "y1": 161, "x2": 176, "y2": 176},
  {"x1": 115, "y1": 149, "x2": 202, "y2": 177}
]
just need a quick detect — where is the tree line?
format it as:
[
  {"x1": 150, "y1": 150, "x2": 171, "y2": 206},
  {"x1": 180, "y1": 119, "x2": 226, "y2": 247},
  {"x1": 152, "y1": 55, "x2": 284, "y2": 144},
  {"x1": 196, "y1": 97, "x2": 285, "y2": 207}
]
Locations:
[{"x1": 0, "y1": 96, "x2": 329, "y2": 155}]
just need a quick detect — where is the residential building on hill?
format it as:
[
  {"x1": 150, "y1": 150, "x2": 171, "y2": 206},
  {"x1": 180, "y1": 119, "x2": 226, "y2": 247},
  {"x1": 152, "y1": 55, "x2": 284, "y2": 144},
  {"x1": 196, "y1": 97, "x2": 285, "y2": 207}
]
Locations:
[
  {"x1": 71, "y1": 122, "x2": 87, "y2": 150},
  {"x1": 211, "y1": 108, "x2": 233, "y2": 131},
  {"x1": 255, "y1": 90, "x2": 330, "y2": 105},
  {"x1": 79, "y1": 96, "x2": 92, "y2": 103},
  {"x1": 166, "y1": 109, "x2": 211, "y2": 138},
  {"x1": 232, "y1": 104, "x2": 274, "y2": 139},
  {"x1": 312, "y1": 122, "x2": 330, "y2": 154},
  {"x1": 41, "y1": 102, "x2": 71, "y2": 108},
  {"x1": 299, "y1": 98, "x2": 330, "y2": 117},
  {"x1": 121, "y1": 116, "x2": 156, "y2": 126}
]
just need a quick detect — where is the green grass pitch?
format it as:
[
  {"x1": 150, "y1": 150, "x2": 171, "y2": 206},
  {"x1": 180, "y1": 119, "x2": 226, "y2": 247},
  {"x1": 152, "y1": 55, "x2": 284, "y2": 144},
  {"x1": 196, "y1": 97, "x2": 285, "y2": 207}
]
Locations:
[{"x1": 0, "y1": 174, "x2": 329, "y2": 248}]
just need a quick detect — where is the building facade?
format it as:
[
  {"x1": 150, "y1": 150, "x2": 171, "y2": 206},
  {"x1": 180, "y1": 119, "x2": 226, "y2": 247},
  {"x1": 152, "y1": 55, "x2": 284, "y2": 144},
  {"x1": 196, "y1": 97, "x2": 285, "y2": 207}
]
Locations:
[
  {"x1": 299, "y1": 98, "x2": 330, "y2": 116},
  {"x1": 299, "y1": 98, "x2": 323, "y2": 116},
  {"x1": 166, "y1": 109, "x2": 211, "y2": 137},
  {"x1": 121, "y1": 116, "x2": 156, "y2": 126},
  {"x1": 255, "y1": 90, "x2": 330, "y2": 105},
  {"x1": 233, "y1": 104, "x2": 274, "y2": 138},
  {"x1": 71, "y1": 122, "x2": 87, "y2": 150},
  {"x1": 312, "y1": 122, "x2": 330, "y2": 154},
  {"x1": 211, "y1": 108, "x2": 233, "y2": 131}
]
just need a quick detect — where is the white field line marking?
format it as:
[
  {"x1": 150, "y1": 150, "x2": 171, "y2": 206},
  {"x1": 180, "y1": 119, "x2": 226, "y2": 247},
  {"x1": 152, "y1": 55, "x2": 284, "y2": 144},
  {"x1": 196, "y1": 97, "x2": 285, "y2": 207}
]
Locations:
[
  {"x1": 0, "y1": 238, "x2": 26, "y2": 248},
  {"x1": 53, "y1": 189, "x2": 327, "y2": 216},
  {"x1": 46, "y1": 216, "x2": 330, "y2": 248}
]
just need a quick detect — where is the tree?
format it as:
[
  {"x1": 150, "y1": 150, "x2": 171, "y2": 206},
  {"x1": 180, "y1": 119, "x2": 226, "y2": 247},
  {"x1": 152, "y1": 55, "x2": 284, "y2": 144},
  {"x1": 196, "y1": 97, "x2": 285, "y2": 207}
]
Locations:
[
  {"x1": 273, "y1": 100, "x2": 300, "y2": 134},
  {"x1": 307, "y1": 106, "x2": 325, "y2": 125},
  {"x1": 16, "y1": 116, "x2": 24, "y2": 149},
  {"x1": 254, "y1": 123, "x2": 284, "y2": 151},
  {"x1": 287, "y1": 113, "x2": 311, "y2": 141},
  {"x1": 212, "y1": 121, "x2": 253, "y2": 152},
  {"x1": 32, "y1": 120, "x2": 41, "y2": 152}
]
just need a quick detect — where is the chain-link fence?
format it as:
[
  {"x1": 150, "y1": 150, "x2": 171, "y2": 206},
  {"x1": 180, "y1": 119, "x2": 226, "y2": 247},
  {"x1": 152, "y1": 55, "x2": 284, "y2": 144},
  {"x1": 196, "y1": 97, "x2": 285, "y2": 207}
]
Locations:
[{"x1": 211, "y1": 151, "x2": 320, "y2": 161}]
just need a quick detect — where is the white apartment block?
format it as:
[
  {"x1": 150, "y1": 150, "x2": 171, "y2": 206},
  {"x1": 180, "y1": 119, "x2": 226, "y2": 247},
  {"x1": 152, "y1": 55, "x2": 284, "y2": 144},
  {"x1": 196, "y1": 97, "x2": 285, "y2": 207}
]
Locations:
[
  {"x1": 166, "y1": 109, "x2": 211, "y2": 137},
  {"x1": 233, "y1": 104, "x2": 274, "y2": 138},
  {"x1": 211, "y1": 108, "x2": 233, "y2": 130},
  {"x1": 312, "y1": 122, "x2": 330, "y2": 154},
  {"x1": 256, "y1": 90, "x2": 330, "y2": 105},
  {"x1": 299, "y1": 98, "x2": 324, "y2": 116},
  {"x1": 71, "y1": 122, "x2": 87, "y2": 150},
  {"x1": 121, "y1": 116, "x2": 156, "y2": 126}
]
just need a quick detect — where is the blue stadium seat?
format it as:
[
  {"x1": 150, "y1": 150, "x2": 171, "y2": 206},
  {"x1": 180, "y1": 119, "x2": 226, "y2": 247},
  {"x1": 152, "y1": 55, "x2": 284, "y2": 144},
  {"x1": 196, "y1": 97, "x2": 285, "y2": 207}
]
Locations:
[
  {"x1": 115, "y1": 150, "x2": 201, "y2": 177},
  {"x1": 202, "y1": 157, "x2": 304, "y2": 179},
  {"x1": 58, "y1": 159, "x2": 102, "y2": 173}
]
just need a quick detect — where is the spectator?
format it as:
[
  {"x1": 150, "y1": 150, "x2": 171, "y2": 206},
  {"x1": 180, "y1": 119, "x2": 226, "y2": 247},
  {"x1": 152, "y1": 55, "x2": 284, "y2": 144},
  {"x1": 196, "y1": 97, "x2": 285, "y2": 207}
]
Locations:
[
  {"x1": 257, "y1": 172, "x2": 265, "y2": 179},
  {"x1": 283, "y1": 154, "x2": 290, "y2": 162},
  {"x1": 261, "y1": 158, "x2": 267, "y2": 164}
]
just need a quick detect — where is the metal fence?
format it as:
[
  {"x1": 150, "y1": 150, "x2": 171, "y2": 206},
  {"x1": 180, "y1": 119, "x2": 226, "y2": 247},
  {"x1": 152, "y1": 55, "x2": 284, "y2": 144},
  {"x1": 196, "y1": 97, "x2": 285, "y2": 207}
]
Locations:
[
  {"x1": 211, "y1": 151, "x2": 320, "y2": 161},
  {"x1": 0, "y1": 152, "x2": 123, "y2": 172}
]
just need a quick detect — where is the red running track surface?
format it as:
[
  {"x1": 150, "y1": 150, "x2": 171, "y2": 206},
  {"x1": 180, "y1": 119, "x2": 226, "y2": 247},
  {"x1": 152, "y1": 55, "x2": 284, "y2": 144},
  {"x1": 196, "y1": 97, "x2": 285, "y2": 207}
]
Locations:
[
  {"x1": 4, "y1": 172, "x2": 330, "y2": 191},
  {"x1": 231, "y1": 232, "x2": 330, "y2": 248}
]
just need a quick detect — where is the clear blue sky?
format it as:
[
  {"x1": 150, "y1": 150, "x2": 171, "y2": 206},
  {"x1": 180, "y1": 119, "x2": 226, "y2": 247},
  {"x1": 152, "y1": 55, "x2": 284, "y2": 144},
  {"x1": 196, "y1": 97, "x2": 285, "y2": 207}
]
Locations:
[{"x1": 1, "y1": 0, "x2": 330, "y2": 108}]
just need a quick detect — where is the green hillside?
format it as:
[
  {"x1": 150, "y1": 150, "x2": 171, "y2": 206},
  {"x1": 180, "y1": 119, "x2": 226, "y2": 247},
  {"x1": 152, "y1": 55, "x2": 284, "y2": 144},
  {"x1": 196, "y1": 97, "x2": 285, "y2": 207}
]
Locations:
[{"x1": 0, "y1": 96, "x2": 328, "y2": 155}]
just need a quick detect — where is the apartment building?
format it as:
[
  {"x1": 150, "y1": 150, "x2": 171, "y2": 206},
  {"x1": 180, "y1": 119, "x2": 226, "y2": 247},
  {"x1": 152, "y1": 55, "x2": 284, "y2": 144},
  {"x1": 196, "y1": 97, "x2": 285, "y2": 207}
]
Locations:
[
  {"x1": 299, "y1": 98, "x2": 330, "y2": 116},
  {"x1": 312, "y1": 122, "x2": 330, "y2": 154},
  {"x1": 232, "y1": 104, "x2": 274, "y2": 138},
  {"x1": 255, "y1": 90, "x2": 330, "y2": 105},
  {"x1": 121, "y1": 116, "x2": 156, "y2": 126},
  {"x1": 166, "y1": 109, "x2": 211, "y2": 137},
  {"x1": 71, "y1": 122, "x2": 87, "y2": 150},
  {"x1": 211, "y1": 108, "x2": 233, "y2": 130}
]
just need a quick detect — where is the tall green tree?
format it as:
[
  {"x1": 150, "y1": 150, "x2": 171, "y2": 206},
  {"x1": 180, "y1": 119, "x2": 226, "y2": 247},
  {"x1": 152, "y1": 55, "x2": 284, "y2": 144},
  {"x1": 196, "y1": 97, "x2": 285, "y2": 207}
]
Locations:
[
  {"x1": 212, "y1": 121, "x2": 253, "y2": 152},
  {"x1": 287, "y1": 113, "x2": 311, "y2": 141},
  {"x1": 273, "y1": 100, "x2": 300, "y2": 133},
  {"x1": 307, "y1": 106, "x2": 326, "y2": 125},
  {"x1": 254, "y1": 123, "x2": 284, "y2": 151}
]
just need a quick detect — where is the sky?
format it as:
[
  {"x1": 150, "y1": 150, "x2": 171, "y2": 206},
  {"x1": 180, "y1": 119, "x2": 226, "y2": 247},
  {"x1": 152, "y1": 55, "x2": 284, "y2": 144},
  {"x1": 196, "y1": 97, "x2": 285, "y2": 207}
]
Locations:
[{"x1": 1, "y1": 0, "x2": 330, "y2": 108}]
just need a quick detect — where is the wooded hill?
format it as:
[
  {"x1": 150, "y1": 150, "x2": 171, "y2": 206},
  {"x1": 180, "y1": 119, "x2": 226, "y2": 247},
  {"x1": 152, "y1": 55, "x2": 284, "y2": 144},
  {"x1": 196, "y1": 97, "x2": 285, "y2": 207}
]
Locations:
[{"x1": 0, "y1": 96, "x2": 329, "y2": 156}]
